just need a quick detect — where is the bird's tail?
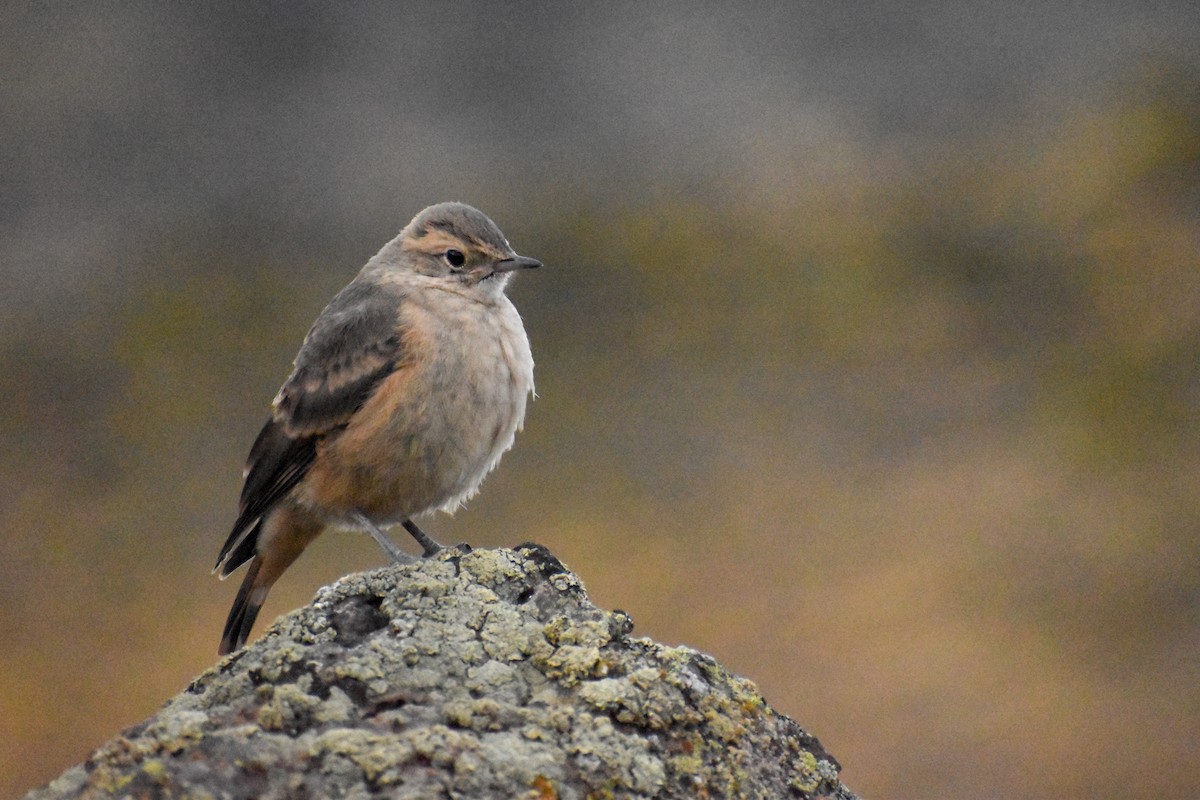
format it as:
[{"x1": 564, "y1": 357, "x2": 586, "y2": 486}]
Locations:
[
  {"x1": 219, "y1": 556, "x2": 269, "y2": 655},
  {"x1": 217, "y1": 506, "x2": 322, "y2": 655}
]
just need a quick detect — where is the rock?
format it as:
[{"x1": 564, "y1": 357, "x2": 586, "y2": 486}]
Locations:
[{"x1": 26, "y1": 544, "x2": 859, "y2": 799}]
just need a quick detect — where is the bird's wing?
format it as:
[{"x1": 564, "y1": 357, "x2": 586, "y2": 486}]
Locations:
[
  {"x1": 274, "y1": 280, "x2": 409, "y2": 437},
  {"x1": 214, "y1": 281, "x2": 408, "y2": 574}
]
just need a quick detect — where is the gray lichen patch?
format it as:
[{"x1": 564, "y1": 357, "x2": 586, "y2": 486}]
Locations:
[{"x1": 25, "y1": 544, "x2": 859, "y2": 800}]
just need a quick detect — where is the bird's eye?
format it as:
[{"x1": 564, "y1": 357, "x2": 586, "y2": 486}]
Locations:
[{"x1": 445, "y1": 249, "x2": 466, "y2": 268}]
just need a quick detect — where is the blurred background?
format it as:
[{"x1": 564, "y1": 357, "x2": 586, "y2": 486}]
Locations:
[{"x1": 3, "y1": 3, "x2": 1198, "y2": 798}]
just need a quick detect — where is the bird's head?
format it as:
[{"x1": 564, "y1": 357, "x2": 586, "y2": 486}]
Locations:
[{"x1": 388, "y1": 202, "x2": 541, "y2": 295}]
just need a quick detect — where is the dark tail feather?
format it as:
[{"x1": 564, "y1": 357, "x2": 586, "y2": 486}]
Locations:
[
  {"x1": 217, "y1": 505, "x2": 323, "y2": 655},
  {"x1": 219, "y1": 557, "x2": 267, "y2": 655}
]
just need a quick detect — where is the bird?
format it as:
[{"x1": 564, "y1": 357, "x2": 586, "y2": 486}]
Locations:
[{"x1": 213, "y1": 202, "x2": 540, "y2": 655}]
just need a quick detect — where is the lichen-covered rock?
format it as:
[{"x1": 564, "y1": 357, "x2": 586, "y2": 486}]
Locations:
[{"x1": 26, "y1": 544, "x2": 859, "y2": 799}]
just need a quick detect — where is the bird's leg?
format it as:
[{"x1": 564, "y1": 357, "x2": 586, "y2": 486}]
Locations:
[
  {"x1": 352, "y1": 512, "x2": 417, "y2": 564},
  {"x1": 402, "y1": 519, "x2": 450, "y2": 558}
]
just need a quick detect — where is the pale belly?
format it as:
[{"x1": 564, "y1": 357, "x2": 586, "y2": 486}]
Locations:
[{"x1": 297, "y1": 293, "x2": 533, "y2": 526}]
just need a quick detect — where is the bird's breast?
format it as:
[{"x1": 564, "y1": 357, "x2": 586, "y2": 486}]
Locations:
[{"x1": 303, "y1": 292, "x2": 533, "y2": 523}]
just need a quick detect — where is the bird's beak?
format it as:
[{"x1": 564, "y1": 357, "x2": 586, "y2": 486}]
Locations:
[{"x1": 492, "y1": 255, "x2": 542, "y2": 273}]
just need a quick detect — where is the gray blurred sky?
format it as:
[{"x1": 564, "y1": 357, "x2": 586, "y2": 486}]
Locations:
[{"x1": 4, "y1": 1, "x2": 1198, "y2": 319}]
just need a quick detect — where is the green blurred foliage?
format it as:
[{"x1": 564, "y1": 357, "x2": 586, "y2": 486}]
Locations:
[{"x1": 3, "y1": 67, "x2": 1199, "y2": 800}]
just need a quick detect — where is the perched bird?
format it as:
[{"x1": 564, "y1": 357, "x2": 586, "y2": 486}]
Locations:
[{"x1": 213, "y1": 202, "x2": 539, "y2": 654}]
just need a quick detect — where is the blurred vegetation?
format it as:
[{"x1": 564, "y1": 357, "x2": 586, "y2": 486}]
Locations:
[{"x1": 3, "y1": 66, "x2": 1199, "y2": 800}]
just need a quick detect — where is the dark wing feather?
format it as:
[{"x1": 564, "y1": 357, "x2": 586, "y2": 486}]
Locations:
[
  {"x1": 214, "y1": 422, "x2": 315, "y2": 575},
  {"x1": 214, "y1": 280, "x2": 407, "y2": 574},
  {"x1": 276, "y1": 280, "x2": 407, "y2": 437}
]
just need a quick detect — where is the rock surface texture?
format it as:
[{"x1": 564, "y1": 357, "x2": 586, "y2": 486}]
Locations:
[{"x1": 28, "y1": 545, "x2": 858, "y2": 799}]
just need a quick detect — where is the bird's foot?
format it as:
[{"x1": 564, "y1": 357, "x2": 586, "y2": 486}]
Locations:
[
  {"x1": 400, "y1": 520, "x2": 470, "y2": 558},
  {"x1": 402, "y1": 519, "x2": 445, "y2": 558}
]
